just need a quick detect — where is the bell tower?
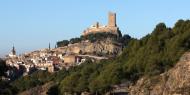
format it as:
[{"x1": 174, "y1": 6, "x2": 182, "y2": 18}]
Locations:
[
  {"x1": 9, "y1": 45, "x2": 16, "y2": 57},
  {"x1": 108, "y1": 12, "x2": 117, "y2": 27},
  {"x1": 12, "y1": 45, "x2": 16, "y2": 55}
]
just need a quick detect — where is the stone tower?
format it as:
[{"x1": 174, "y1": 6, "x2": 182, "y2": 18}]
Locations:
[
  {"x1": 12, "y1": 45, "x2": 16, "y2": 55},
  {"x1": 9, "y1": 45, "x2": 16, "y2": 57},
  {"x1": 108, "y1": 12, "x2": 117, "y2": 27},
  {"x1": 82, "y1": 12, "x2": 120, "y2": 36}
]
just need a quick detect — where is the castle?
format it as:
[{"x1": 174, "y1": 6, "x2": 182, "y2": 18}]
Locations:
[{"x1": 82, "y1": 12, "x2": 120, "y2": 36}]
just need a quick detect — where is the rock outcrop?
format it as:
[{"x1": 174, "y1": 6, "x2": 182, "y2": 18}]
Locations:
[
  {"x1": 129, "y1": 52, "x2": 190, "y2": 95},
  {"x1": 54, "y1": 39, "x2": 123, "y2": 57}
]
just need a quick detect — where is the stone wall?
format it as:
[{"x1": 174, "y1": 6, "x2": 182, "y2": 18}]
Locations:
[
  {"x1": 83, "y1": 26, "x2": 119, "y2": 36},
  {"x1": 82, "y1": 12, "x2": 119, "y2": 36}
]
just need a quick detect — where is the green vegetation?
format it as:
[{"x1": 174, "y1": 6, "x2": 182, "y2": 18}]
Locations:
[
  {"x1": 7, "y1": 68, "x2": 69, "y2": 94},
  {"x1": 80, "y1": 32, "x2": 120, "y2": 42},
  {"x1": 0, "y1": 59, "x2": 15, "y2": 95},
  {"x1": 0, "y1": 59, "x2": 7, "y2": 76},
  {"x1": 119, "y1": 34, "x2": 131, "y2": 47},
  {"x1": 2, "y1": 20, "x2": 190, "y2": 95},
  {"x1": 57, "y1": 20, "x2": 190, "y2": 94},
  {"x1": 70, "y1": 37, "x2": 82, "y2": 44},
  {"x1": 10, "y1": 71, "x2": 53, "y2": 92},
  {"x1": 57, "y1": 32, "x2": 122, "y2": 47},
  {"x1": 57, "y1": 40, "x2": 69, "y2": 47}
]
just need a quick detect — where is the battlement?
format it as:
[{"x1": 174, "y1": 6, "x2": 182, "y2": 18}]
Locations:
[{"x1": 82, "y1": 12, "x2": 120, "y2": 36}]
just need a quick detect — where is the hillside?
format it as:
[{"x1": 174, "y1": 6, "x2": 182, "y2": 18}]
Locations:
[
  {"x1": 2, "y1": 19, "x2": 190, "y2": 95},
  {"x1": 16, "y1": 52, "x2": 190, "y2": 95},
  {"x1": 55, "y1": 38, "x2": 123, "y2": 57},
  {"x1": 129, "y1": 52, "x2": 190, "y2": 95}
]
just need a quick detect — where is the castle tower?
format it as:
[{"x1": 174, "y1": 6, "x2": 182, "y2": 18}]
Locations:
[
  {"x1": 82, "y1": 12, "x2": 120, "y2": 36},
  {"x1": 108, "y1": 12, "x2": 117, "y2": 27}
]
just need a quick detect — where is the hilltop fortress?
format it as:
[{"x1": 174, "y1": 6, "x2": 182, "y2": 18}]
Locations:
[{"x1": 82, "y1": 12, "x2": 120, "y2": 36}]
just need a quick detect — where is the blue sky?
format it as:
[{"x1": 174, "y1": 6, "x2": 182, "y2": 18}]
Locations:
[{"x1": 0, "y1": 0, "x2": 190, "y2": 57}]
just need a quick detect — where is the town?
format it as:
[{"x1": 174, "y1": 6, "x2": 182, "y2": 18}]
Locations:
[{"x1": 5, "y1": 12, "x2": 123, "y2": 80}]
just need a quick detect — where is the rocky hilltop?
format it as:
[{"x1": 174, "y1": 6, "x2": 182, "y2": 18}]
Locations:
[
  {"x1": 55, "y1": 38, "x2": 123, "y2": 57},
  {"x1": 129, "y1": 52, "x2": 190, "y2": 95}
]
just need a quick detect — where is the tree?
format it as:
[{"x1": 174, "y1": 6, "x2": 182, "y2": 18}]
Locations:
[
  {"x1": 0, "y1": 59, "x2": 7, "y2": 77},
  {"x1": 119, "y1": 34, "x2": 131, "y2": 46},
  {"x1": 57, "y1": 40, "x2": 69, "y2": 47},
  {"x1": 80, "y1": 32, "x2": 119, "y2": 42},
  {"x1": 59, "y1": 73, "x2": 80, "y2": 94},
  {"x1": 70, "y1": 37, "x2": 82, "y2": 44}
]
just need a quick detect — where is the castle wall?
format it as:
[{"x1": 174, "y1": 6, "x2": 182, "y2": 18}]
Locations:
[
  {"x1": 83, "y1": 26, "x2": 118, "y2": 36},
  {"x1": 82, "y1": 12, "x2": 119, "y2": 36}
]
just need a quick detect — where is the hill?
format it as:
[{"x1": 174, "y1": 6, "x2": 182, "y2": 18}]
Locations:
[
  {"x1": 2, "y1": 19, "x2": 190, "y2": 95},
  {"x1": 129, "y1": 52, "x2": 190, "y2": 95}
]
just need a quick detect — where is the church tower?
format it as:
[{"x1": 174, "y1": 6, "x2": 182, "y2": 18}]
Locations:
[
  {"x1": 12, "y1": 45, "x2": 16, "y2": 55},
  {"x1": 9, "y1": 45, "x2": 16, "y2": 57},
  {"x1": 108, "y1": 12, "x2": 117, "y2": 27}
]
